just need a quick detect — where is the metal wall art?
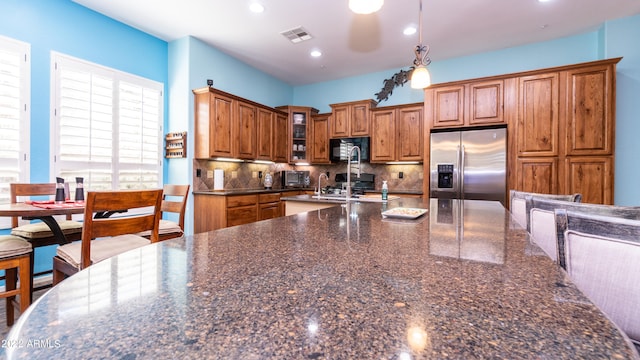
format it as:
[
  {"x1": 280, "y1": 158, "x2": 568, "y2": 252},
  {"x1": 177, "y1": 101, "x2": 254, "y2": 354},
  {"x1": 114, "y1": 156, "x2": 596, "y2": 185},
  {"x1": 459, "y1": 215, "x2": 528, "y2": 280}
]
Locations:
[{"x1": 375, "y1": 67, "x2": 414, "y2": 103}]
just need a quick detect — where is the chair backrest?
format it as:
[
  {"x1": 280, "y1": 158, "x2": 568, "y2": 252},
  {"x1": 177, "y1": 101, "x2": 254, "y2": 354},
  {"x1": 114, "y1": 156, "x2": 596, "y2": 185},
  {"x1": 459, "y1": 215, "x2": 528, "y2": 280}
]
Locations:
[
  {"x1": 509, "y1": 189, "x2": 581, "y2": 228},
  {"x1": 554, "y1": 209, "x2": 640, "y2": 344},
  {"x1": 161, "y1": 184, "x2": 190, "y2": 230},
  {"x1": 526, "y1": 197, "x2": 640, "y2": 262},
  {"x1": 10, "y1": 183, "x2": 70, "y2": 227},
  {"x1": 80, "y1": 189, "x2": 163, "y2": 269}
]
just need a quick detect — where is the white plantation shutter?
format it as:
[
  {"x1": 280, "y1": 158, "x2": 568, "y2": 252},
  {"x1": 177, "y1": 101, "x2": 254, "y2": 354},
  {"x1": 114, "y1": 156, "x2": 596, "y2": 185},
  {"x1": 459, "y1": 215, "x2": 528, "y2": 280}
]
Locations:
[
  {"x1": 0, "y1": 36, "x2": 29, "y2": 228},
  {"x1": 52, "y1": 53, "x2": 162, "y2": 191}
]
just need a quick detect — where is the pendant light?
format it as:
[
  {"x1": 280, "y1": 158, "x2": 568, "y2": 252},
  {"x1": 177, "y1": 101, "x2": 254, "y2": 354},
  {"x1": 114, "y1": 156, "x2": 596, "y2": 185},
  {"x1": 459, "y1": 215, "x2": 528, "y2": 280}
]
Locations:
[
  {"x1": 349, "y1": 0, "x2": 384, "y2": 15},
  {"x1": 410, "y1": 0, "x2": 431, "y2": 89}
]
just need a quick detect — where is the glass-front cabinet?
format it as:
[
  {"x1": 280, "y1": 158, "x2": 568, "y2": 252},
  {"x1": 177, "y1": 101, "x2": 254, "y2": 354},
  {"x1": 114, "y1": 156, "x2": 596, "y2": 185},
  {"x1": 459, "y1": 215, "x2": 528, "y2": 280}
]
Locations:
[{"x1": 276, "y1": 105, "x2": 319, "y2": 164}]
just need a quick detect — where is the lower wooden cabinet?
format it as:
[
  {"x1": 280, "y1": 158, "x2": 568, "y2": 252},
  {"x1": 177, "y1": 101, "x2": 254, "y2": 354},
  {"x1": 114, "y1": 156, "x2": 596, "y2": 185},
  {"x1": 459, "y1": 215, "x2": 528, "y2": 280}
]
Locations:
[{"x1": 194, "y1": 191, "x2": 298, "y2": 233}]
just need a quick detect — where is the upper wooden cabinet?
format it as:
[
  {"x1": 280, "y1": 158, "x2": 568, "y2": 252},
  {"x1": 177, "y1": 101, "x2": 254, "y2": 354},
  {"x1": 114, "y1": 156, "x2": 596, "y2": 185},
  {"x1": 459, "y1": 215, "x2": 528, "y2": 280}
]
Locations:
[
  {"x1": 564, "y1": 63, "x2": 615, "y2": 156},
  {"x1": 423, "y1": 58, "x2": 620, "y2": 205},
  {"x1": 370, "y1": 108, "x2": 396, "y2": 162},
  {"x1": 193, "y1": 87, "x2": 235, "y2": 159},
  {"x1": 272, "y1": 111, "x2": 289, "y2": 163},
  {"x1": 310, "y1": 113, "x2": 331, "y2": 164},
  {"x1": 237, "y1": 100, "x2": 257, "y2": 159},
  {"x1": 330, "y1": 99, "x2": 377, "y2": 138},
  {"x1": 371, "y1": 103, "x2": 423, "y2": 163},
  {"x1": 517, "y1": 73, "x2": 560, "y2": 157},
  {"x1": 256, "y1": 107, "x2": 273, "y2": 161},
  {"x1": 426, "y1": 80, "x2": 504, "y2": 129},
  {"x1": 276, "y1": 105, "x2": 319, "y2": 164}
]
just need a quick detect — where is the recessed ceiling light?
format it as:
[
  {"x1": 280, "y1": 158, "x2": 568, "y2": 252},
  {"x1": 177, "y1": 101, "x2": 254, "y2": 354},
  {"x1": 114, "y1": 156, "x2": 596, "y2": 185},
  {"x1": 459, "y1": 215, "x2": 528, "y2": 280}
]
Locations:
[
  {"x1": 404, "y1": 26, "x2": 417, "y2": 36},
  {"x1": 310, "y1": 50, "x2": 322, "y2": 57},
  {"x1": 538, "y1": 0, "x2": 551, "y2": 2},
  {"x1": 249, "y1": 2, "x2": 264, "y2": 13}
]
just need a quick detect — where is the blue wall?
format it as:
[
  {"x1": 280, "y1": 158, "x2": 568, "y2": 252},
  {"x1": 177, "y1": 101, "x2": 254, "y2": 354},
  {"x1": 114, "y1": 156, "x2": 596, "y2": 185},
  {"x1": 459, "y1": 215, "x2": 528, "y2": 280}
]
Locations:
[{"x1": 603, "y1": 14, "x2": 640, "y2": 206}]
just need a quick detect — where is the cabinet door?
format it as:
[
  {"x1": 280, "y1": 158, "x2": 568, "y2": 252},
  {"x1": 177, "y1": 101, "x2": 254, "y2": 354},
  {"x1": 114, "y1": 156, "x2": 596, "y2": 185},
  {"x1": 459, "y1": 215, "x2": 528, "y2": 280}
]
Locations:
[
  {"x1": 256, "y1": 108, "x2": 273, "y2": 160},
  {"x1": 517, "y1": 73, "x2": 559, "y2": 157},
  {"x1": 370, "y1": 109, "x2": 396, "y2": 162},
  {"x1": 564, "y1": 64, "x2": 614, "y2": 156},
  {"x1": 330, "y1": 105, "x2": 349, "y2": 138},
  {"x1": 210, "y1": 94, "x2": 234, "y2": 157},
  {"x1": 310, "y1": 113, "x2": 331, "y2": 164},
  {"x1": 469, "y1": 80, "x2": 504, "y2": 125},
  {"x1": 430, "y1": 85, "x2": 465, "y2": 128},
  {"x1": 272, "y1": 112, "x2": 289, "y2": 163},
  {"x1": 516, "y1": 157, "x2": 558, "y2": 194},
  {"x1": 350, "y1": 102, "x2": 371, "y2": 136},
  {"x1": 259, "y1": 203, "x2": 281, "y2": 220},
  {"x1": 237, "y1": 101, "x2": 257, "y2": 159},
  {"x1": 396, "y1": 106, "x2": 423, "y2": 161},
  {"x1": 565, "y1": 156, "x2": 613, "y2": 205}
]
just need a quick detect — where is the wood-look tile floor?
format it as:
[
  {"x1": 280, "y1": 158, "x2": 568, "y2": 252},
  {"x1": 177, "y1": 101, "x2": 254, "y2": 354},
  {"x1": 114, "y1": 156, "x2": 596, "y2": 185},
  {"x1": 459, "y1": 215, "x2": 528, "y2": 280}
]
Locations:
[{"x1": 0, "y1": 288, "x2": 47, "y2": 340}]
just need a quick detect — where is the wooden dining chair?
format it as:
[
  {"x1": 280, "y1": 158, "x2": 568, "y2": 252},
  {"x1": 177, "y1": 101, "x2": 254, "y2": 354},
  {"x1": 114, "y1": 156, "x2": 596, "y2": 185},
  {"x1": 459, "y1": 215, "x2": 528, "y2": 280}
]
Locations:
[
  {"x1": 10, "y1": 183, "x2": 83, "y2": 247},
  {"x1": 508, "y1": 189, "x2": 582, "y2": 228},
  {"x1": 0, "y1": 235, "x2": 32, "y2": 326},
  {"x1": 526, "y1": 197, "x2": 640, "y2": 263},
  {"x1": 554, "y1": 209, "x2": 640, "y2": 349},
  {"x1": 137, "y1": 184, "x2": 190, "y2": 241},
  {"x1": 52, "y1": 189, "x2": 163, "y2": 285}
]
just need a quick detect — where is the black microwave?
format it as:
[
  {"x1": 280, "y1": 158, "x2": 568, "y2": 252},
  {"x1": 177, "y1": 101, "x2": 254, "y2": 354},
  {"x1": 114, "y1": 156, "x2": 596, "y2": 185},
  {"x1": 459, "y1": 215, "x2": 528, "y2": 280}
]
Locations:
[{"x1": 329, "y1": 137, "x2": 370, "y2": 162}]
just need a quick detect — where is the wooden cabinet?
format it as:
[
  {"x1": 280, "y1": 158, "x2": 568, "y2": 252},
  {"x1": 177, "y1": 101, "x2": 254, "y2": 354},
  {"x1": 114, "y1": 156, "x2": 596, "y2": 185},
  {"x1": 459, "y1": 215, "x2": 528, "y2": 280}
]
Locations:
[
  {"x1": 516, "y1": 73, "x2": 559, "y2": 157},
  {"x1": 310, "y1": 113, "x2": 331, "y2": 164},
  {"x1": 193, "y1": 88, "x2": 234, "y2": 159},
  {"x1": 396, "y1": 105, "x2": 423, "y2": 161},
  {"x1": 424, "y1": 58, "x2": 619, "y2": 205},
  {"x1": 258, "y1": 193, "x2": 281, "y2": 220},
  {"x1": 426, "y1": 80, "x2": 504, "y2": 129},
  {"x1": 371, "y1": 108, "x2": 395, "y2": 162},
  {"x1": 256, "y1": 107, "x2": 273, "y2": 160},
  {"x1": 564, "y1": 64, "x2": 614, "y2": 156},
  {"x1": 272, "y1": 111, "x2": 289, "y2": 163},
  {"x1": 276, "y1": 105, "x2": 319, "y2": 164},
  {"x1": 194, "y1": 87, "x2": 289, "y2": 163},
  {"x1": 237, "y1": 101, "x2": 257, "y2": 159},
  {"x1": 194, "y1": 192, "x2": 287, "y2": 232},
  {"x1": 371, "y1": 104, "x2": 423, "y2": 163},
  {"x1": 329, "y1": 99, "x2": 377, "y2": 138}
]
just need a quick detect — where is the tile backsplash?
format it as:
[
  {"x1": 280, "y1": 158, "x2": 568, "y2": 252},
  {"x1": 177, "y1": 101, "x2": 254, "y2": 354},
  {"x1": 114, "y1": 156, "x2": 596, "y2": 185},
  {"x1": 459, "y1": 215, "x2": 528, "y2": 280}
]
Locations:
[{"x1": 194, "y1": 160, "x2": 424, "y2": 193}]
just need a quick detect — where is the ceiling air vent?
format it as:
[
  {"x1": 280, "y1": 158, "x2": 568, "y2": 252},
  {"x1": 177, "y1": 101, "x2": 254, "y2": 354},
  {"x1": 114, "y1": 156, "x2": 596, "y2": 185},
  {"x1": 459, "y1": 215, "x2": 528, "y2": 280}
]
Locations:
[{"x1": 280, "y1": 27, "x2": 313, "y2": 44}]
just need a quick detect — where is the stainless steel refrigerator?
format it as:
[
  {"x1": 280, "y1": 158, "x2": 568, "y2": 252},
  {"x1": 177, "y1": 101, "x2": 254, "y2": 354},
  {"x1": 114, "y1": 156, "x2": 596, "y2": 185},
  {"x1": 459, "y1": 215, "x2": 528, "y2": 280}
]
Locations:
[{"x1": 429, "y1": 127, "x2": 506, "y2": 205}]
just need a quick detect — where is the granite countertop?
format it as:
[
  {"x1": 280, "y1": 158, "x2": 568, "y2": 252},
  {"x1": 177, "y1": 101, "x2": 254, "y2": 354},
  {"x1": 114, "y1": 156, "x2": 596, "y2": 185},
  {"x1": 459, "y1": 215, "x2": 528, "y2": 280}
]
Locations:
[{"x1": 5, "y1": 199, "x2": 638, "y2": 359}]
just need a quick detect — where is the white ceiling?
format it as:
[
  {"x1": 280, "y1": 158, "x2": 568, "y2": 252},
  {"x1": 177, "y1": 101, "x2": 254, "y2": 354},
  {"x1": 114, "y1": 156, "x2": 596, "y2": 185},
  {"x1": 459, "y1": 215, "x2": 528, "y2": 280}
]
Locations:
[{"x1": 73, "y1": 0, "x2": 640, "y2": 86}]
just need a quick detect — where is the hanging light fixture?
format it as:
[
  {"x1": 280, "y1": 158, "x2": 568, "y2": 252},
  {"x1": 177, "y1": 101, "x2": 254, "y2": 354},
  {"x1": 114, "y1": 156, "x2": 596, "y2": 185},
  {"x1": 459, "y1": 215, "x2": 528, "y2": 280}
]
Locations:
[
  {"x1": 410, "y1": 0, "x2": 431, "y2": 89},
  {"x1": 349, "y1": 0, "x2": 384, "y2": 14}
]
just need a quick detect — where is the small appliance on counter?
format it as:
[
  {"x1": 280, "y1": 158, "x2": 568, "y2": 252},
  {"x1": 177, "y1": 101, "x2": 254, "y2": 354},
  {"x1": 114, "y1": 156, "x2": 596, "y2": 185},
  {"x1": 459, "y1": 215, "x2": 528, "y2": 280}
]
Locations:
[
  {"x1": 281, "y1": 170, "x2": 310, "y2": 188},
  {"x1": 334, "y1": 172, "x2": 375, "y2": 195}
]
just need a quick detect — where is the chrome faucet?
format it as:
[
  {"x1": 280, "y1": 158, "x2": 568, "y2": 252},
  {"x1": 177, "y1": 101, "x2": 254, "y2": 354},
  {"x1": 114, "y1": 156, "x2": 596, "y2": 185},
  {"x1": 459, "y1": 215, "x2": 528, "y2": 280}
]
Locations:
[
  {"x1": 346, "y1": 145, "x2": 361, "y2": 201},
  {"x1": 316, "y1": 172, "x2": 329, "y2": 199}
]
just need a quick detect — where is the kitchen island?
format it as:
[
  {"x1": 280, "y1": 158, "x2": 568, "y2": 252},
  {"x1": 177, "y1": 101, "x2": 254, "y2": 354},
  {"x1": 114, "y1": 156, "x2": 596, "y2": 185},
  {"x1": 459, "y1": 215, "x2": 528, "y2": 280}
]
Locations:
[{"x1": 5, "y1": 198, "x2": 639, "y2": 359}]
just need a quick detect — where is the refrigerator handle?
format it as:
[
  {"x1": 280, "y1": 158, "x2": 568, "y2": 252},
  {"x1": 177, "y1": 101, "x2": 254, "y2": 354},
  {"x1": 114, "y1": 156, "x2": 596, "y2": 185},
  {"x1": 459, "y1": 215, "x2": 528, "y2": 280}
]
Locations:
[{"x1": 460, "y1": 145, "x2": 466, "y2": 198}]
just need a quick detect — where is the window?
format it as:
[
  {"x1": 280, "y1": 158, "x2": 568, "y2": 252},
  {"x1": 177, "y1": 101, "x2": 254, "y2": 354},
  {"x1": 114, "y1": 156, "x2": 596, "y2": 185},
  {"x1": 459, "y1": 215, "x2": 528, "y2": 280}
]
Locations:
[
  {"x1": 0, "y1": 36, "x2": 29, "y2": 228},
  {"x1": 51, "y1": 52, "x2": 163, "y2": 192}
]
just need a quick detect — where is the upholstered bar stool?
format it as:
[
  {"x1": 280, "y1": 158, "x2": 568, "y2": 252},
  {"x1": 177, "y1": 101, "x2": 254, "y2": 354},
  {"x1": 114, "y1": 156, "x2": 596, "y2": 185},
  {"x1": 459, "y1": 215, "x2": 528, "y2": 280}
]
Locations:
[
  {"x1": 555, "y1": 209, "x2": 640, "y2": 351},
  {"x1": 0, "y1": 235, "x2": 32, "y2": 326},
  {"x1": 508, "y1": 190, "x2": 581, "y2": 228},
  {"x1": 526, "y1": 197, "x2": 640, "y2": 262}
]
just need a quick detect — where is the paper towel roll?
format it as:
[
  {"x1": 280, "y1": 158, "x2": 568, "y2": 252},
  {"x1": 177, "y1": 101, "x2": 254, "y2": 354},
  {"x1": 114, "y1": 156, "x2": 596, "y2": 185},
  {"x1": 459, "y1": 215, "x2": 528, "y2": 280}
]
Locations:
[{"x1": 214, "y1": 169, "x2": 224, "y2": 190}]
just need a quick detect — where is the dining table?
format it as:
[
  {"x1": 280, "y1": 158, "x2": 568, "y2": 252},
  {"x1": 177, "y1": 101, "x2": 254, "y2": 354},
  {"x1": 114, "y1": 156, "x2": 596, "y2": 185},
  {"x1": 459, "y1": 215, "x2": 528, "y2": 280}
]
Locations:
[
  {"x1": 0, "y1": 201, "x2": 85, "y2": 246},
  {"x1": 3, "y1": 198, "x2": 639, "y2": 359}
]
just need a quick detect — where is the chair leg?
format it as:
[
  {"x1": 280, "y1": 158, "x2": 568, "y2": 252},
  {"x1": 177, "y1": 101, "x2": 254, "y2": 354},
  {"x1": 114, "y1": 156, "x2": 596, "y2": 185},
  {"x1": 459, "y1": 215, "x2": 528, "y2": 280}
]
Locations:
[
  {"x1": 5, "y1": 267, "x2": 16, "y2": 327},
  {"x1": 18, "y1": 255, "x2": 31, "y2": 314}
]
